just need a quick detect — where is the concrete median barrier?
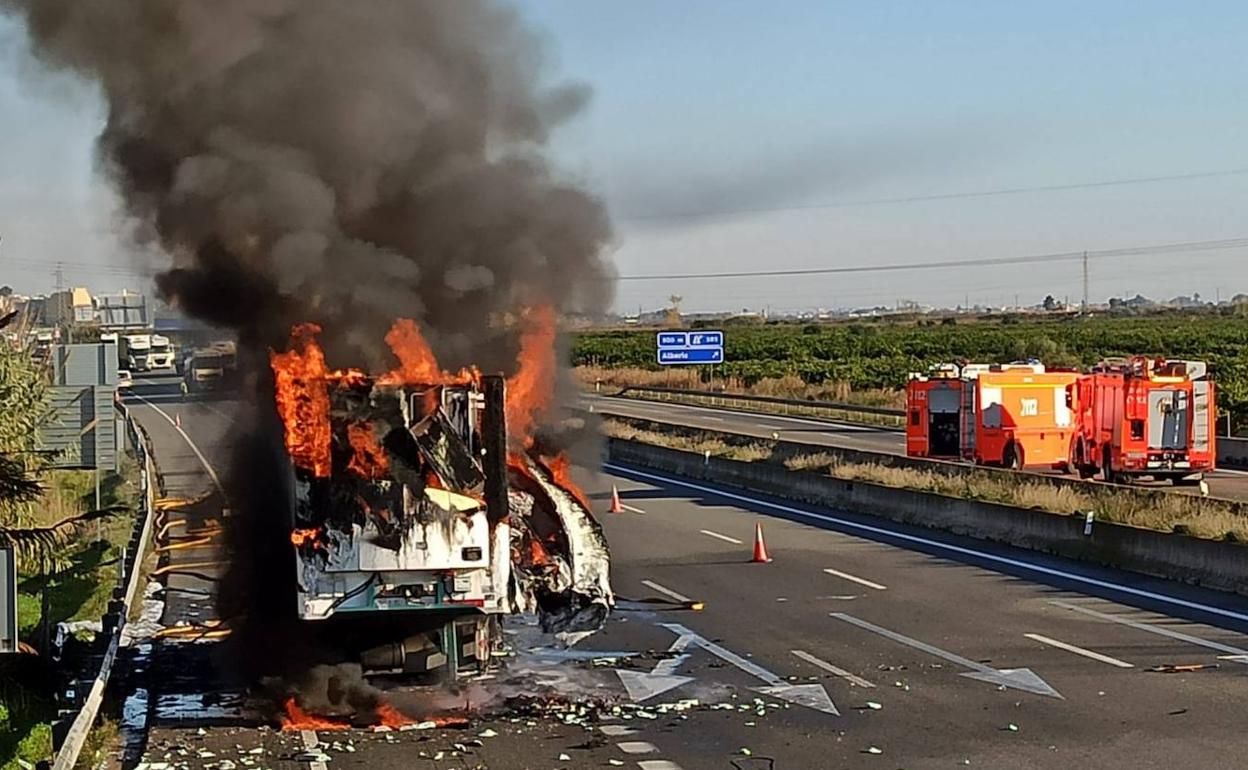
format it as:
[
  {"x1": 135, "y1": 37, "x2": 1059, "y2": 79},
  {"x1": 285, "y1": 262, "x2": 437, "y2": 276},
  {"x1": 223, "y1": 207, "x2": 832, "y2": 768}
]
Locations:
[{"x1": 608, "y1": 438, "x2": 1248, "y2": 598}]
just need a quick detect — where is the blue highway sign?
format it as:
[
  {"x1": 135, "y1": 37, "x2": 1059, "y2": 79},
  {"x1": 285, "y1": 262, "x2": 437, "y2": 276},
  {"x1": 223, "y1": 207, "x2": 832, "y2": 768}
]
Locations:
[
  {"x1": 657, "y1": 330, "x2": 725, "y2": 365},
  {"x1": 659, "y1": 348, "x2": 724, "y2": 364},
  {"x1": 688, "y1": 331, "x2": 723, "y2": 347}
]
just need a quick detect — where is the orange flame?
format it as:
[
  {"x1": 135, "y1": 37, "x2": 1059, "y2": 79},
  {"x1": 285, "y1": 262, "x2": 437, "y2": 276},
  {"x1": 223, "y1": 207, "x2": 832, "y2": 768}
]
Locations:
[
  {"x1": 374, "y1": 703, "x2": 469, "y2": 729},
  {"x1": 505, "y1": 306, "x2": 556, "y2": 445},
  {"x1": 379, "y1": 318, "x2": 477, "y2": 386},
  {"x1": 280, "y1": 698, "x2": 351, "y2": 731},
  {"x1": 290, "y1": 528, "x2": 322, "y2": 549},
  {"x1": 346, "y1": 422, "x2": 389, "y2": 478},
  {"x1": 544, "y1": 453, "x2": 593, "y2": 512},
  {"x1": 270, "y1": 324, "x2": 332, "y2": 477}
]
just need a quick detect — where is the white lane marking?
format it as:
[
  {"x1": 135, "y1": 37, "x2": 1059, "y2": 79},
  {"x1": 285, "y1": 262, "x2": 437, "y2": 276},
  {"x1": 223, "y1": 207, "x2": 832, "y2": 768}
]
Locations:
[
  {"x1": 832, "y1": 613, "x2": 1062, "y2": 698},
  {"x1": 1213, "y1": 468, "x2": 1248, "y2": 477},
  {"x1": 617, "y1": 741, "x2": 659, "y2": 754},
  {"x1": 699, "y1": 529, "x2": 743, "y2": 545},
  {"x1": 1052, "y1": 601, "x2": 1248, "y2": 660},
  {"x1": 823, "y1": 567, "x2": 887, "y2": 591},
  {"x1": 132, "y1": 395, "x2": 226, "y2": 496},
  {"x1": 1023, "y1": 633, "x2": 1134, "y2": 668},
  {"x1": 660, "y1": 622, "x2": 840, "y2": 715},
  {"x1": 599, "y1": 724, "x2": 638, "y2": 737},
  {"x1": 606, "y1": 464, "x2": 1248, "y2": 625},
  {"x1": 642, "y1": 580, "x2": 692, "y2": 604},
  {"x1": 622, "y1": 503, "x2": 647, "y2": 514},
  {"x1": 637, "y1": 762, "x2": 684, "y2": 770},
  {"x1": 299, "y1": 729, "x2": 326, "y2": 770},
  {"x1": 791, "y1": 649, "x2": 876, "y2": 688}
]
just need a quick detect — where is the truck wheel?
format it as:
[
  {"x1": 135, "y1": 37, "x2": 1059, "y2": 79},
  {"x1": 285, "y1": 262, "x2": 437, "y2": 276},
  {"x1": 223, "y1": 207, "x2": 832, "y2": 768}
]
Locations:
[
  {"x1": 1003, "y1": 442, "x2": 1023, "y2": 470},
  {"x1": 1100, "y1": 448, "x2": 1115, "y2": 483}
]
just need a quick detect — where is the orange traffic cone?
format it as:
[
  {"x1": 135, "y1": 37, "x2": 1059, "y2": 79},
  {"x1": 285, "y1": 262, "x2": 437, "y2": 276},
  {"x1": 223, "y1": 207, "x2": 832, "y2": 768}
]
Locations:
[
  {"x1": 751, "y1": 522, "x2": 772, "y2": 563},
  {"x1": 609, "y1": 486, "x2": 625, "y2": 514}
]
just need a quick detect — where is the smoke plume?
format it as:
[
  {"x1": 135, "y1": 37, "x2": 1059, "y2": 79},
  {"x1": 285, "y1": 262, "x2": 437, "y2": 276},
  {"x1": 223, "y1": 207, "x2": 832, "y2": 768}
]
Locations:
[
  {"x1": 2, "y1": 0, "x2": 613, "y2": 368},
  {"x1": 3, "y1": 1, "x2": 616, "y2": 698}
]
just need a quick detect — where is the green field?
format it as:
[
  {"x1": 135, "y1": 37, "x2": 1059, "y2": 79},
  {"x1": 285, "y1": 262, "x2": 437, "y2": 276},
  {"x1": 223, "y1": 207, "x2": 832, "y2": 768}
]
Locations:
[{"x1": 573, "y1": 310, "x2": 1248, "y2": 429}]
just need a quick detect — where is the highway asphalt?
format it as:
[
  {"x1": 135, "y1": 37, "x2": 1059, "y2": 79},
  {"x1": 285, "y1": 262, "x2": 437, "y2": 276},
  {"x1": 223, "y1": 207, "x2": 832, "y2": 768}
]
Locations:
[
  {"x1": 112, "y1": 375, "x2": 1248, "y2": 770},
  {"x1": 581, "y1": 392, "x2": 1248, "y2": 500}
]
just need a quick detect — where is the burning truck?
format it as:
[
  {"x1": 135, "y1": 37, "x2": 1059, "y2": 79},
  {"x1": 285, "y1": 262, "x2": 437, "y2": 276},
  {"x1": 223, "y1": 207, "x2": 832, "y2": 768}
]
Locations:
[{"x1": 269, "y1": 317, "x2": 612, "y2": 680}]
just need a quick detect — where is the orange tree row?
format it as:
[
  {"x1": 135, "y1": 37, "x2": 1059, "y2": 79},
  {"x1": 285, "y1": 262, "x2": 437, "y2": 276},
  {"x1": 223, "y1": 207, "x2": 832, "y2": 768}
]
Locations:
[{"x1": 572, "y1": 310, "x2": 1248, "y2": 430}]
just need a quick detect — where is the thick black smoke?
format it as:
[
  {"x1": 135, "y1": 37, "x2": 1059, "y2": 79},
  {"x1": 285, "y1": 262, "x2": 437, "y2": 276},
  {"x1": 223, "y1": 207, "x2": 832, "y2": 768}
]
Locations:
[
  {"x1": 2, "y1": 0, "x2": 614, "y2": 700},
  {"x1": 2, "y1": 0, "x2": 613, "y2": 368}
]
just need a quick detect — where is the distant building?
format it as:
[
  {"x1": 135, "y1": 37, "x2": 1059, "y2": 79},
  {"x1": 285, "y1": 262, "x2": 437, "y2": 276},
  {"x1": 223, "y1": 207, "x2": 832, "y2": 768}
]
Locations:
[
  {"x1": 48, "y1": 287, "x2": 96, "y2": 326},
  {"x1": 95, "y1": 289, "x2": 150, "y2": 330}
]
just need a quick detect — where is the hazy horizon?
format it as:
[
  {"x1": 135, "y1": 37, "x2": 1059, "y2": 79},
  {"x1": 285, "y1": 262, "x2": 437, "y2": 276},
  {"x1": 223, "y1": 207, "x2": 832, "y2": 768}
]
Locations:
[{"x1": 3, "y1": 1, "x2": 1248, "y2": 313}]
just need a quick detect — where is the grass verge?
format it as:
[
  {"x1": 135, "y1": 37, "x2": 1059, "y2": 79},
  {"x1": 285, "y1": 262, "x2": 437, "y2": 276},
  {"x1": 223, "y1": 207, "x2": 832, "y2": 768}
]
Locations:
[{"x1": 602, "y1": 419, "x2": 1248, "y2": 542}]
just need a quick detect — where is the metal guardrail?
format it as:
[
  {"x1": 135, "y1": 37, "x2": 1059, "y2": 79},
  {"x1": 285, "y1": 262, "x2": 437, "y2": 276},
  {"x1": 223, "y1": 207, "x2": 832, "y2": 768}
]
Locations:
[
  {"x1": 609, "y1": 385, "x2": 907, "y2": 426},
  {"x1": 52, "y1": 403, "x2": 159, "y2": 770}
]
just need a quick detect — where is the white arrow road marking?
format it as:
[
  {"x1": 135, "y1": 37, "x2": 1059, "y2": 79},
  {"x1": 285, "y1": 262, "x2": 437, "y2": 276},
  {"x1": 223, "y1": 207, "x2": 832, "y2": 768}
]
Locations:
[
  {"x1": 642, "y1": 579, "x2": 692, "y2": 604},
  {"x1": 1023, "y1": 633, "x2": 1134, "y2": 668},
  {"x1": 659, "y1": 623, "x2": 839, "y2": 715},
  {"x1": 616, "y1": 633, "x2": 696, "y2": 701},
  {"x1": 823, "y1": 568, "x2": 887, "y2": 591},
  {"x1": 831, "y1": 613, "x2": 1062, "y2": 698},
  {"x1": 606, "y1": 464, "x2": 1248, "y2": 625},
  {"x1": 1052, "y1": 601, "x2": 1248, "y2": 663},
  {"x1": 791, "y1": 650, "x2": 876, "y2": 688}
]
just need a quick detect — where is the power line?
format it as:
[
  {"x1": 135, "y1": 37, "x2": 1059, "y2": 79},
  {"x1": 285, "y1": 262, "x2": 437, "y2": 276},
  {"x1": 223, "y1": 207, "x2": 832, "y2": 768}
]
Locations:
[
  {"x1": 618, "y1": 167, "x2": 1248, "y2": 223},
  {"x1": 616, "y1": 236, "x2": 1248, "y2": 282}
]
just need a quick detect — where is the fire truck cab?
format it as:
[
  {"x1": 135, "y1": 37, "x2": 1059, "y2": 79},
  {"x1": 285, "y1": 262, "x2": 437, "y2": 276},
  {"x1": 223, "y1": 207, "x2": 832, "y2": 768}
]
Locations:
[
  {"x1": 907, "y1": 362, "x2": 1079, "y2": 471},
  {"x1": 1071, "y1": 357, "x2": 1216, "y2": 485}
]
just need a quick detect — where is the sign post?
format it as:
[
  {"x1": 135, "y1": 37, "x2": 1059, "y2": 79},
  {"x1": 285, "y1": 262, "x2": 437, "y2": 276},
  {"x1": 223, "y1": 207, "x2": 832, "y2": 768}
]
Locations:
[
  {"x1": 0, "y1": 547, "x2": 16, "y2": 653},
  {"x1": 657, "y1": 331, "x2": 725, "y2": 367}
]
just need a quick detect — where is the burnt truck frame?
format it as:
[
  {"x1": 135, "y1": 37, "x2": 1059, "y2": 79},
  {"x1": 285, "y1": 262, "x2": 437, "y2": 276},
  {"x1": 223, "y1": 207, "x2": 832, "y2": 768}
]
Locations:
[{"x1": 286, "y1": 374, "x2": 611, "y2": 680}]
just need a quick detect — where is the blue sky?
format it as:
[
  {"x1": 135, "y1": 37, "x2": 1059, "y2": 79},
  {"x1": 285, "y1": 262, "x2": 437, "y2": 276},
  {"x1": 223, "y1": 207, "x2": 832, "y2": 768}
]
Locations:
[{"x1": 3, "y1": 1, "x2": 1248, "y2": 311}]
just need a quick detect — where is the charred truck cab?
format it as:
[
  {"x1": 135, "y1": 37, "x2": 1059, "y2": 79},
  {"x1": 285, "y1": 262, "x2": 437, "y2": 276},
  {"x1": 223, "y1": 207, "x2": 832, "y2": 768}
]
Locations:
[{"x1": 284, "y1": 372, "x2": 613, "y2": 680}]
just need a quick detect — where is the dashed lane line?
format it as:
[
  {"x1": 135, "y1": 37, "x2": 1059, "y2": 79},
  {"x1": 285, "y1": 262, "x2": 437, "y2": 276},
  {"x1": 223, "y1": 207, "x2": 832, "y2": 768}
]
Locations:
[
  {"x1": 642, "y1": 580, "x2": 692, "y2": 604},
  {"x1": 791, "y1": 649, "x2": 876, "y2": 688},
  {"x1": 1052, "y1": 601, "x2": 1248, "y2": 660},
  {"x1": 823, "y1": 567, "x2": 887, "y2": 591},
  {"x1": 699, "y1": 529, "x2": 743, "y2": 545},
  {"x1": 1023, "y1": 633, "x2": 1134, "y2": 668},
  {"x1": 617, "y1": 741, "x2": 659, "y2": 755},
  {"x1": 605, "y1": 464, "x2": 1248, "y2": 626}
]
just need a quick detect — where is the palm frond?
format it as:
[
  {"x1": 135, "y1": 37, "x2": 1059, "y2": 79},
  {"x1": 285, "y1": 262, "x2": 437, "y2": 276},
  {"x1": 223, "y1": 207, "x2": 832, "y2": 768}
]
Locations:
[
  {"x1": 0, "y1": 452, "x2": 42, "y2": 504},
  {"x1": 0, "y1": 505, "x2": 128, "y2": 557}
]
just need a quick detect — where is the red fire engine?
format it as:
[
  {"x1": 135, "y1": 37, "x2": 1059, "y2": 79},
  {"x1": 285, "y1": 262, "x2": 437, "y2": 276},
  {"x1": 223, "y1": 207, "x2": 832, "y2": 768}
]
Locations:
[
  {"x1": 907, "y1": 362, "x2": 1080, "y2": 470},
  {"x1": 1070, "y1": 357, "x2": 1216, "y2": 485}
]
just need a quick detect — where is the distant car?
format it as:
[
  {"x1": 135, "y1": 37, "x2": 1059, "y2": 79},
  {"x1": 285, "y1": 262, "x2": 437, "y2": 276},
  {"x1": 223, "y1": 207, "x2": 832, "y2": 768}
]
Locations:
[{"x1": 117, "y1": 369, "x2": 133, "y2": 389}]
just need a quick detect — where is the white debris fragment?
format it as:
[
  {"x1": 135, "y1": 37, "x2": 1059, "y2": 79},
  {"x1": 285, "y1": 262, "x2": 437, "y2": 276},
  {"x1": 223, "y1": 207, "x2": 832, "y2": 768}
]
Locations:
[
  {"x1": 478, "y1": 728, "x2": 498, "y2": 738},
  {"x1": 865, "y1": 746, "x2": 883, "y2": 755}
]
